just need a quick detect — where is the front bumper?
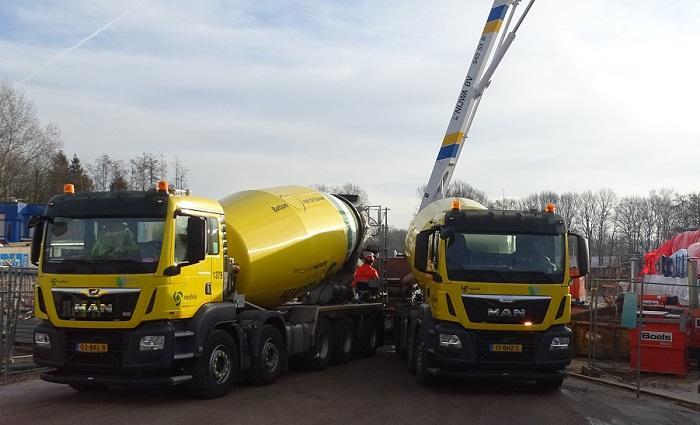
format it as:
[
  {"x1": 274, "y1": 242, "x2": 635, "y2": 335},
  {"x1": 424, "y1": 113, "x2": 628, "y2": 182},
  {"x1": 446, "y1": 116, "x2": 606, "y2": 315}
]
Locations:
[
  {"x1": 426, "y1": 322, "x2": 572, "y2": 379},
  {"x1": 33, "y1": 320, "x2": 180, "y2": 385}
]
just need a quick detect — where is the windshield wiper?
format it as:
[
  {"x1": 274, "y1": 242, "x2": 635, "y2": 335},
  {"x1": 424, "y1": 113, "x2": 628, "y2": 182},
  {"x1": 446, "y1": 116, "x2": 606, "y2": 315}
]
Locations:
[
  {"x1": 90, "y1": 258, "x2": 144, "y2": 271},
  {"x1": 462, "y1": 269, "x2": 509, "y2": 282},
  {"x1": 520, "y1": 271, "x2": 555, "y2": 283},
  {"x1": 48, "y1": 258, "x2": 97, "y2": 272}
]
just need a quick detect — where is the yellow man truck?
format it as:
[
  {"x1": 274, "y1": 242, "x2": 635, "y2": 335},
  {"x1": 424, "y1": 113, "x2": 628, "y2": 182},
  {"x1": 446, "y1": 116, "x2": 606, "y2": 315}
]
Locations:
[
  {"x1": 395, "y1": 198, "x2": 588, "y2": 388},
  {"x1": 394, "y1": 0, "x2": 588, "y2": 389},
  {"x1": 30, "y1": 183, "x2": 383, "y2": 398}
]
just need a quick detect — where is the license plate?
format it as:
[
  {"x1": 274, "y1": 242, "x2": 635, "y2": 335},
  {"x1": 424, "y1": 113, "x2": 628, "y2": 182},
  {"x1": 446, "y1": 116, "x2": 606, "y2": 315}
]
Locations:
[
  {"x1": 77, "y1": 343, "x2": 108, "y2": 353},
  {"x1": 490, "y1": 343, "x2": 522, "y2": 352}
]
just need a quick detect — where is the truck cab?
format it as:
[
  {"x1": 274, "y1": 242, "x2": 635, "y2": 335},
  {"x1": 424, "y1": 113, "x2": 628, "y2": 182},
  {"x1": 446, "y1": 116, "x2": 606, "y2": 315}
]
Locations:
[
  {"x1": 398, "y1": 199, "x2": 589, "y2": 388},
  {"x1": 30, "y1": 184, "x2": 232, "y2": 391}
]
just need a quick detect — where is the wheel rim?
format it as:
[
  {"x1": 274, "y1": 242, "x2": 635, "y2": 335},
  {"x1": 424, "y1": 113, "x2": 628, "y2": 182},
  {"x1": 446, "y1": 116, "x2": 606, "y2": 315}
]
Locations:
[
  {"x1": 262, "y1": 338, "x2": 279, "y2": 372},
  {"x1": 210, "y1": 344, "x2": 231, "y2": 384}
]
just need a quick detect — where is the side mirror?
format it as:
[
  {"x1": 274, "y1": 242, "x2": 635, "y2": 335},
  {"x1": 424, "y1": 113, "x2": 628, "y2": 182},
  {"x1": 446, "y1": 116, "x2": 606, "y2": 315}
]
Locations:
[
  {"x1": 569, "y1": 232, "x2": 590, "y2": 276},
  {"x1": 29, "y1": 215, "x2": 44, "y2": 266},
  {"x1": 414, "y1": 230, "x2": 431, "y2": 272},
  {"x1": 186, "y1": 216, "x2": 206, "y2": 264}
]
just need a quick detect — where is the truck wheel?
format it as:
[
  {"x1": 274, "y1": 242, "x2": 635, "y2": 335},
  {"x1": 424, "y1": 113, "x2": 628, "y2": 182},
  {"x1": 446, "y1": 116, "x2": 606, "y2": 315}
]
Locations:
[
  {"x1": 187, "y1": 329, "x2": 238, "y2": 398},
  {"x1": 68, "y1": 383, "x2": 109, "y2": 392},
  {"x1": 406, "y1": 328, "x2": 417, "y2": 374},
  {"x1": 399, "y1": 318, "x2": 409, "y2": 362},
  {"x1": 358, "y1": 315, "x2": 379, "y2": 357},
  {"x1": 415, "y1": 341, "x2": 435, "y2": 386},
  {"x1": 535, "y1": 375, "x2": 565, "y2": 391},
  {"x1": 331, "y1": 317, "x2": 355, "y2": 364},
  {"x1": 246, "y1": 324, "x2": 286, "y2": 386},
  {"x1": 303, "y1": 318, "x2": 332, "y2": 371}
]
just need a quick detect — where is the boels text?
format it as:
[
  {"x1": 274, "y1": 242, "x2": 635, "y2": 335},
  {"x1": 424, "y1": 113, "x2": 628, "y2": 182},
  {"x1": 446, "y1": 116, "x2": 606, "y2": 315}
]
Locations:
[{"x1": 641, "y1": 331, "x2": 672, "y2": 344}]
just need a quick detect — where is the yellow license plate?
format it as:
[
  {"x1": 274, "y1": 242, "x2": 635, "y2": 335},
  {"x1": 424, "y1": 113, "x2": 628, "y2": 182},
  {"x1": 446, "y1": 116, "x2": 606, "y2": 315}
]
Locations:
[
  {"x1": 77, "y1": 343, "x2": 108, "y2": 353},
  {"x1": 490, "y1": 343, "x2": 522, "y2": 352}
]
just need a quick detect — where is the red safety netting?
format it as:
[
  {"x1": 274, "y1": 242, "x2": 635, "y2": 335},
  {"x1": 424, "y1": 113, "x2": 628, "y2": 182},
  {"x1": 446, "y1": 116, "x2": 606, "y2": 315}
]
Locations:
[{"x1": 642, "y1": 229, "x2": 700, "y2": 275}]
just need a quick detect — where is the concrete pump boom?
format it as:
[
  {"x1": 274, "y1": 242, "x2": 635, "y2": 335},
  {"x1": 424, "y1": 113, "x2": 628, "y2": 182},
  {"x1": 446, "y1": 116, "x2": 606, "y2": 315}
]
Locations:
[{"x1": 418, "y1": 0, "x2": 535, "y2": 212}]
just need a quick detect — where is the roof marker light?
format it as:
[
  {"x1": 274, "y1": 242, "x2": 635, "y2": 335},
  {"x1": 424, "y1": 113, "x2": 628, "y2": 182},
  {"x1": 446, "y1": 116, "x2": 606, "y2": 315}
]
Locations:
[
  {"x1": 545, "y1": 203, "x2": 556, "y2": 213},
  {"x1": 451, "y1": 199, "x2": 461, "y2": 210},
  {"x1": 63, "y1": 184, "x2": 75, "y2": 195},
  {"x1": 157, "y1": 180, "x2": 169, "y2": 192}
]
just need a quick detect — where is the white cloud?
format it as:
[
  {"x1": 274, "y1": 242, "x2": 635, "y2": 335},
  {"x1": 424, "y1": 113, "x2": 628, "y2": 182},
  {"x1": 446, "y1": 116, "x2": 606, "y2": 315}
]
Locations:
[{"x1": 0, "y1": 0, "x2": 698, "y2": 227}]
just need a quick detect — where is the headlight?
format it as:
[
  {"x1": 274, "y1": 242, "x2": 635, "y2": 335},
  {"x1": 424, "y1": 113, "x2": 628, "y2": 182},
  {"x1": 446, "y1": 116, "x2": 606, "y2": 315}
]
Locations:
[
  {"x1": 139, "y1": 335, "x2": 166, "y2": 351},
  {"x1": 549, "y1": 336, "x2": 570, "y2": 350},
  {"x1": 34, "y1": 332, "x2": 51, "y2": 348},
  {"x1": 439, "y1": 333, "x2": 462, "y2": 348}
]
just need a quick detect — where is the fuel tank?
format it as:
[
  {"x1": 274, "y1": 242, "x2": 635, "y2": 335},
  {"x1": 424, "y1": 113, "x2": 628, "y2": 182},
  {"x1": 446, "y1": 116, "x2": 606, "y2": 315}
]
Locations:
[
  {"x1": 405, "y1": 198, "x2": 486, "y2": 274},
  {"x1": 220, "y1": 186, "x2": 363, "y2": 309}
]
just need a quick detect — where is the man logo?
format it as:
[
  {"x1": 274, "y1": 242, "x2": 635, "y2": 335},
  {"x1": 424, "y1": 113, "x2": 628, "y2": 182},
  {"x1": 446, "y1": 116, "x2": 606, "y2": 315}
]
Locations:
[
  {"x1": 88, "y1": 288, "x2": 101, "y2": 297},
  {"x1": 488, "y1": 308, "x2": 525, "y2": 318}
]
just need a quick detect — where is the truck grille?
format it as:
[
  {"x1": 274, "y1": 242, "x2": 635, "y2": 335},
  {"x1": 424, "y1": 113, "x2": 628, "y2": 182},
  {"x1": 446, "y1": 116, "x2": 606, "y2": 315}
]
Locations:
[
  {"x1": 52, "y1": 288, "x2": 140, "y2": 321},
  {"x1": 64, "y1": 330, "x2": 127, "y2": 370},
  {"x1": 462, "y1": 295, "x2": 550, "y2": 324},
  {"x1": 473, "y1": 331, "x2": 539, "y2": 367}
]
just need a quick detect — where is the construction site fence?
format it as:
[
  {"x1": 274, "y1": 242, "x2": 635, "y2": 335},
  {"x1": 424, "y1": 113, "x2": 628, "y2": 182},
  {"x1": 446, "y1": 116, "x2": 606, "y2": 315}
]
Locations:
[
  {"x1": 0, "y1": 267, "x2": 39, "y2": 383},
  {"x1": 574, "y1": 276, "x2": 699, "y2": 387}
]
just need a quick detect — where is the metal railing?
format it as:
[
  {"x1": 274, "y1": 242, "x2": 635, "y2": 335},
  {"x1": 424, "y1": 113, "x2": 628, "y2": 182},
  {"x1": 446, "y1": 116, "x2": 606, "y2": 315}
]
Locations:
[{"x1": 0, "y1": 267, "x2": 38, "y2": 383}]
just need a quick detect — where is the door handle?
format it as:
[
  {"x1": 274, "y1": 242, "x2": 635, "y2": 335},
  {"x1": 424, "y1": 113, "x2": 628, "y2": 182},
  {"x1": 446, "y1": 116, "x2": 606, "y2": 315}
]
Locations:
[{"x1": 205, "y1": 282, "x2": 212, "y2": 295}]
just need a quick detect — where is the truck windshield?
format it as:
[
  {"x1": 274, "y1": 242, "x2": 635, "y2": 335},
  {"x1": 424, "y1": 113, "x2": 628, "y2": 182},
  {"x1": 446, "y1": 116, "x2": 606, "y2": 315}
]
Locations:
[
  {"x1": 445, "y1": 233, "x2": 565, "y2": 284},
  {"x1": 43, "y1": 216, "x2": 165, "y2": 274}
]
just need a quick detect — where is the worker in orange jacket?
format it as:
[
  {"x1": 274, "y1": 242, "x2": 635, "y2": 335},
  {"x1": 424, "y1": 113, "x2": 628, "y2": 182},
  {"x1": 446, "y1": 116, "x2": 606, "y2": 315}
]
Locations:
[{"x1": 352, "y1": 252, "x2": 379, "y2": 288}]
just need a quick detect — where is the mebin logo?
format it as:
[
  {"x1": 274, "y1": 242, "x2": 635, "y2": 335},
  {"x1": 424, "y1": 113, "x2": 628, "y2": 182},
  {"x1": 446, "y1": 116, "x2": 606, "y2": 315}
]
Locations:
[{"x1": 173, "y1": 291, "x2": 197, "y2": 306}]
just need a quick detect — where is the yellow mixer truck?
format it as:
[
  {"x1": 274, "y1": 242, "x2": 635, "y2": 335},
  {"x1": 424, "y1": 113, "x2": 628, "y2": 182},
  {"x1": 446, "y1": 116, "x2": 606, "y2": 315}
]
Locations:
[{"x1": 29, "y1": 182, "x2": 383, "y2": 398}]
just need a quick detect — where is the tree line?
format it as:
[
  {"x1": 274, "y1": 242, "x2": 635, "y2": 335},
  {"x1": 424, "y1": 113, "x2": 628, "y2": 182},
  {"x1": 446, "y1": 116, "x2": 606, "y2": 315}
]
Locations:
[
  {"x1": 0, "y1": 80, "x2": 188, "y2": 203},
  {"x1": 420, "y1": 181, "x2": 700, "y2": 260}
]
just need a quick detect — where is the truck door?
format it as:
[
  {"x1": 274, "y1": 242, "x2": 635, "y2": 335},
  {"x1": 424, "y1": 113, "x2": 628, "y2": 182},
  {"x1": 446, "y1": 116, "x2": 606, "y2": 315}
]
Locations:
[
  {"x1": 207, "y1": 216, "x2": 225, "y2": 302},
  {"x1": 172, "y1": 213, "x2": 212, "y2": 314}
]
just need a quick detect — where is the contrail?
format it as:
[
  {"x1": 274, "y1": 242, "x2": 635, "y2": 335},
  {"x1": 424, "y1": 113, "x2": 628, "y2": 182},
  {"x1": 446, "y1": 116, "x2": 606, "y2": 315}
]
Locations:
[{"x1": 19, "y1": 2, "x2": 141, "y2": 85}]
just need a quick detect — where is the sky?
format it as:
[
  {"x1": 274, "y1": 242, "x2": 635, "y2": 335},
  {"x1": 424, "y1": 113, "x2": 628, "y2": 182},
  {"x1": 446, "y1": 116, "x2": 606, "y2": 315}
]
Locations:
[{"x1": 1, "y1": 0, "x2": 698, "y2": 228}]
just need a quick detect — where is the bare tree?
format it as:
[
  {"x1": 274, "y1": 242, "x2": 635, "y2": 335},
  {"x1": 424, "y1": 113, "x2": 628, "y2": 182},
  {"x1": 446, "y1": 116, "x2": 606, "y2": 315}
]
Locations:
[
  {"x1": 593, "y1": 189, "x2": 617, "y2": 263},
  {"x1": 89, "y1": 154, "x2": 114, "y2": 191},
  {"x1": 0, "y1": 80, "x2": 62, "y2": 200},
  {"x1": 171, "y1": 156, "x2": 189, "y2": 189},
  {"x1": 558, "y1": 192, "x2": 580, "y2": 232},
  {"x1": 416, "y1": 180, "x2": 488, "y2": 206}
]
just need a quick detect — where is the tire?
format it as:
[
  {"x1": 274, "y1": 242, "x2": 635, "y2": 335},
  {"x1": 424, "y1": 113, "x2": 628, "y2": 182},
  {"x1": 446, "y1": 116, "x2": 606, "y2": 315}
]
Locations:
[
  {"x1": 331, "y1": 317, "x2": 355, "y2": 364},
  {"x1": 415, "y1": 340, "x2": 435, "y2": 386},
  {"x1": 68, "y1": 383, "x2": 109, "y2": 392},
  {"x1": 358, "y1": 315, "x2": 379, "y2": 357},
  {"x1": 535, "y1": 375, "x2": 565, "y2": 391},
  {"x1": 406, "y1": 328, "x2": 417, "y2": 374},
  {"x1": 399, "y1": 318, "x2": 409, "y2": 362},
  {"x1": 303, "y1": 318, "x2": 332, "y2": 371},
  {"x1": 246, "y1": 324, "x2": 286, "y2": 386},
  {"x1": 187, "y1": 329, "x2": 238, "y2": 399}
]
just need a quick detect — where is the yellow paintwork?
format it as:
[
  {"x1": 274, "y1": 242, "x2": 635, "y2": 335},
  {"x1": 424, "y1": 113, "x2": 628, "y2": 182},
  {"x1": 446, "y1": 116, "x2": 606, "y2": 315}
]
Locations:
[
  {"x1": 35, "y1": 186, "x2": 359, "y2": 328},
  {"x1": 35, "y1": 194, "x2": 225, "y2": 329},
  {"x1": 406, "y1": 198, "x2": 571, "y2": 331},
  {"x1": 220, "y1": 186, "x2": 356, "y2": 309}
]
